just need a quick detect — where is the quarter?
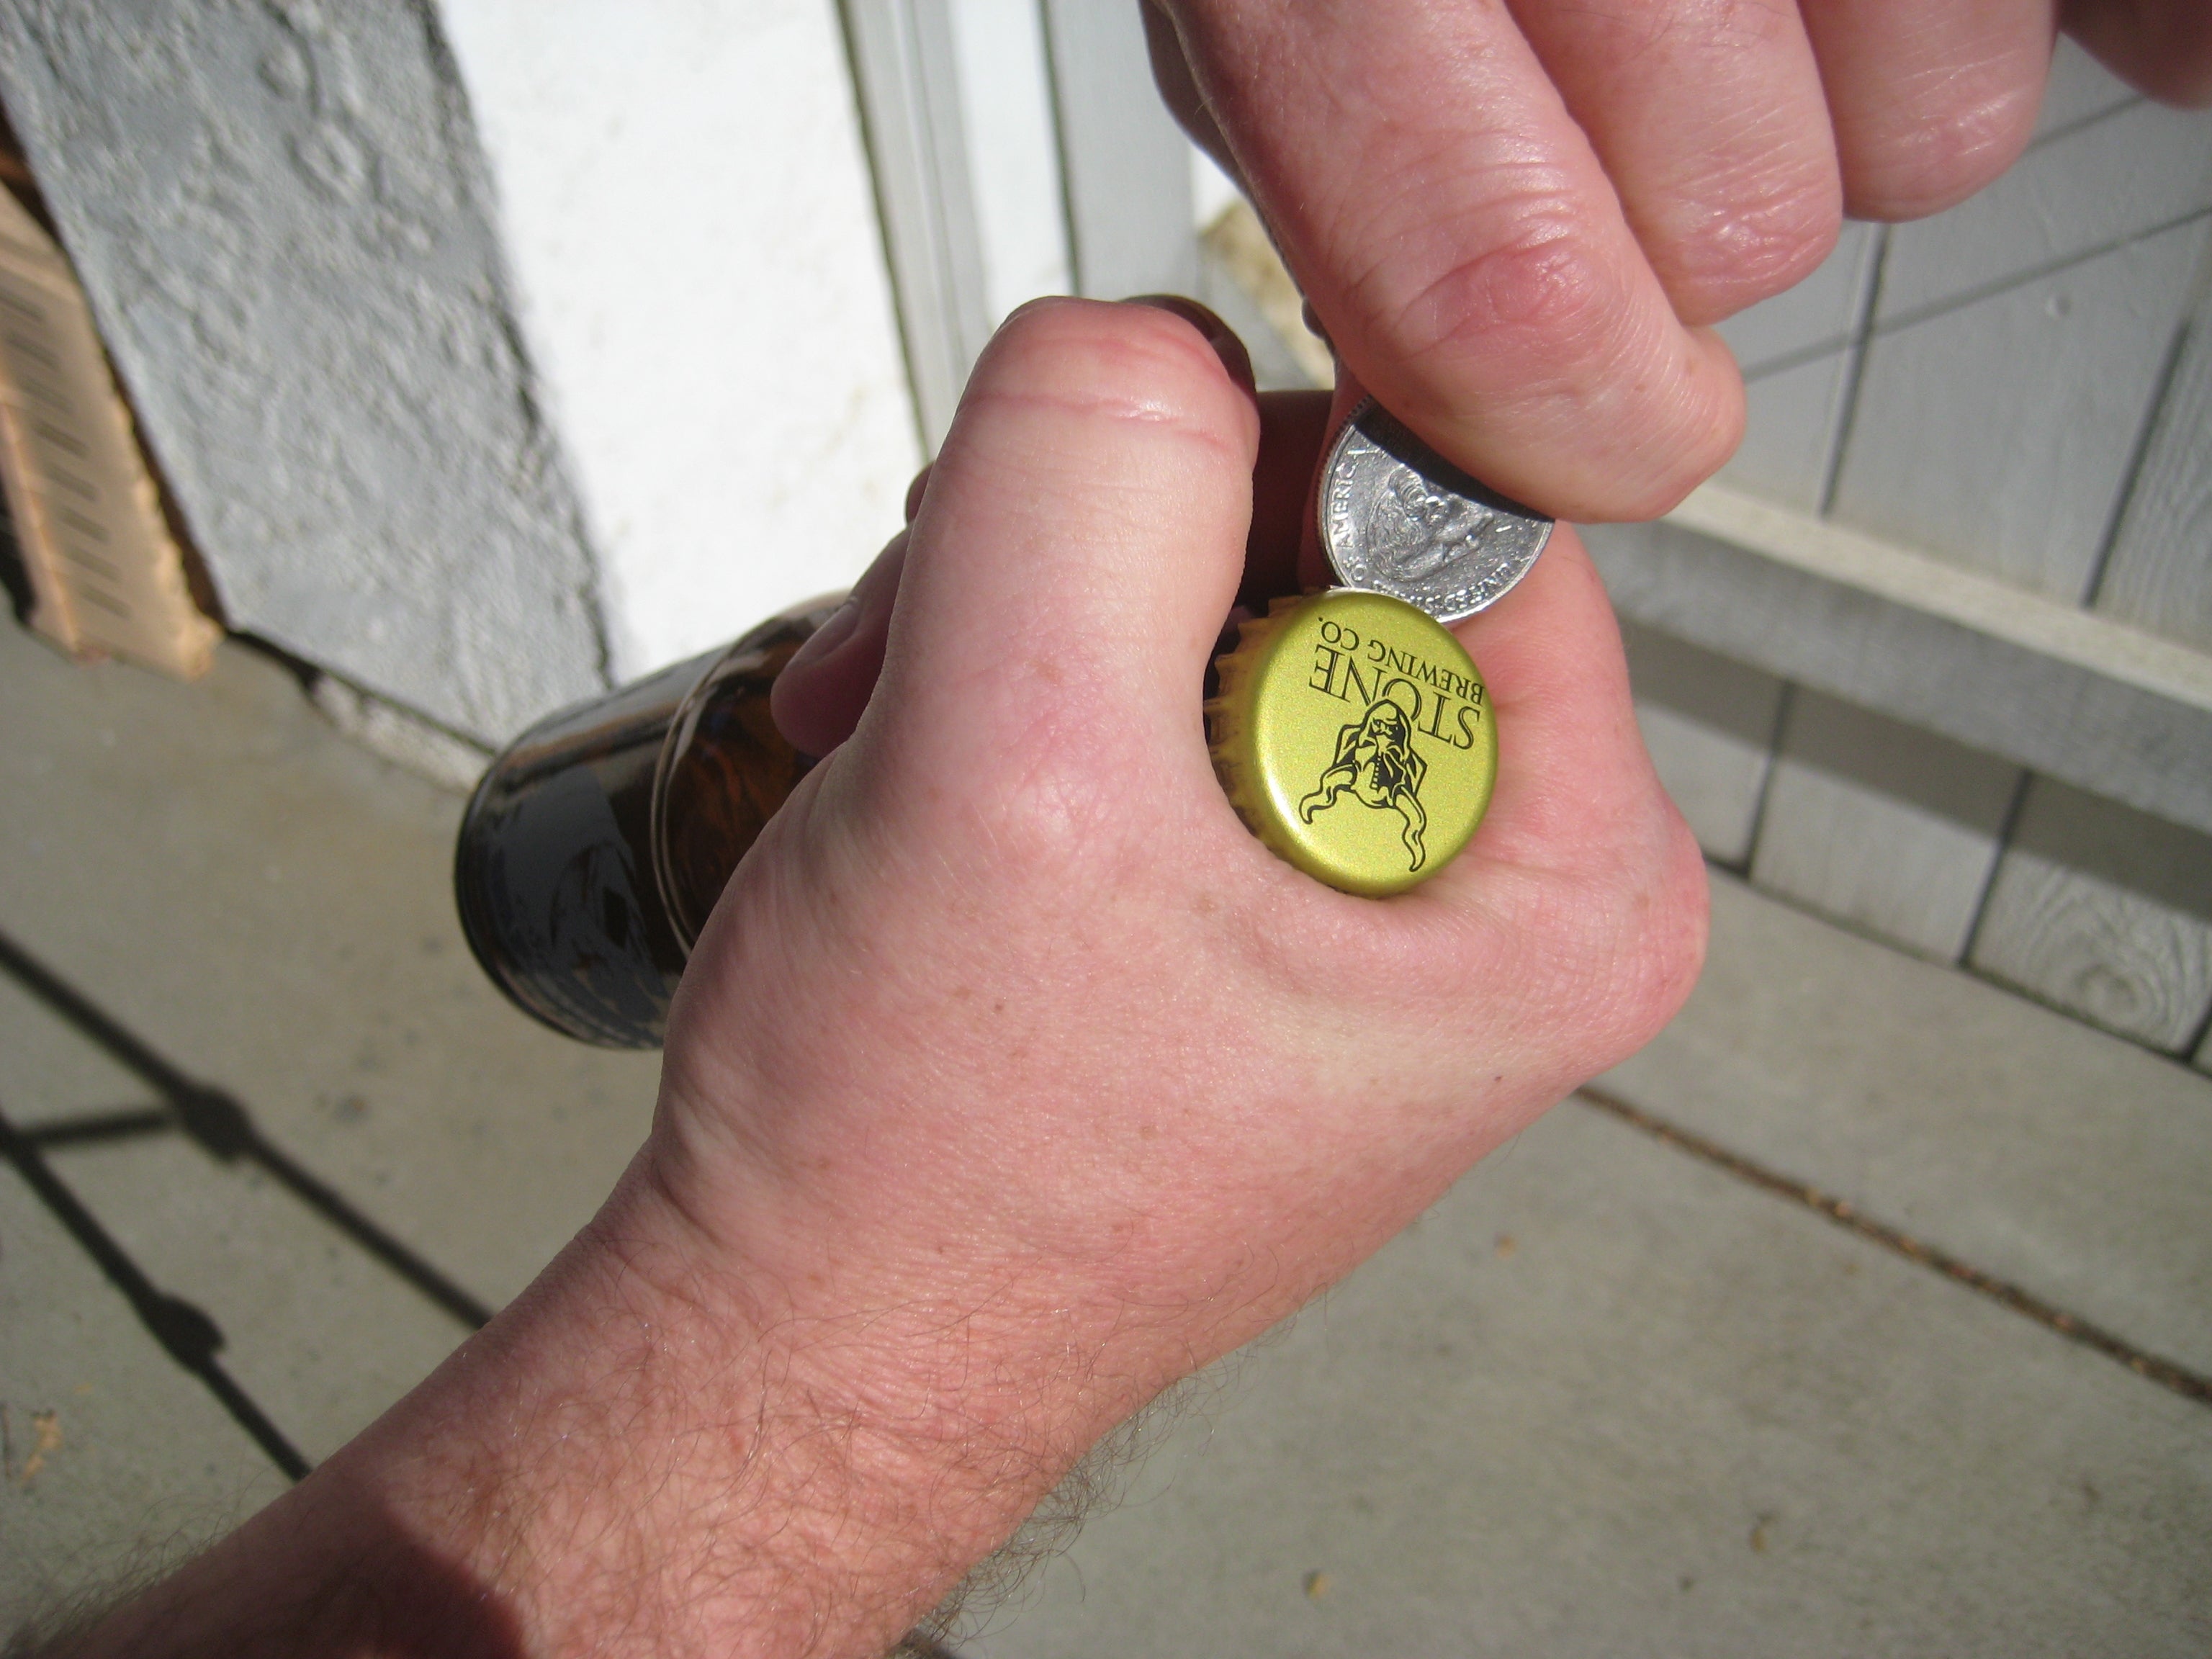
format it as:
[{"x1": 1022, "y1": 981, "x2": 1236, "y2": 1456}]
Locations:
[{"x1": 1318, "y1": 399, "x2": 1553, "y2": 624}]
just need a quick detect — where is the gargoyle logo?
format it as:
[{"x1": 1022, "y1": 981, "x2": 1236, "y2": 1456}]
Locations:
[{"x1": 1298, "y1": 695, "x2": 1429, "y2": 870}]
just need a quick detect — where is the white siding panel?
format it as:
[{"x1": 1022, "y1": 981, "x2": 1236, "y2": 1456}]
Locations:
[
  {"x1": 1718, "y1": 220, "x2": 1879, "y2": 374},
  {"x1": 1621, "y1": 623, "x2": 1784, "y2": 866},
  {"x1": 0, "y1": 0, "x2": 613, "y2": 742},
  {"x1": 2096, "y1": 287, "x2": 2212, "y2": 652},
  {"x1": 1969, "y1": 778, "x2": 2212, "y2": 1052},
  {"x1": 440, "y1": 0, "x2": 922, "y2": 680},
  {"x1": 2033, "y1": 36, "x2": 2138, "y2": 136},
  {"x1": 1040, "y1": 0, "x2": 1195, "y2": 300},
  {"x1": 1830, "y1": 218, "x2": 2208, "y2": 600},
  {"x1": 949, "y1": 0, "x2": 1070, "y2": 323},
  {"x1": 1751, "y1": 691, "x2": 2020, "y2": 961},
  {"x1": 1712, "y1": 220, "x2": 1882, "y2": 513},
  {"x1": 1879, "y1": 98, "x2": 2212, "y2": 322},
  {"x1": 1719, "y1": 349, "x2": 1853, "y2": 513}
]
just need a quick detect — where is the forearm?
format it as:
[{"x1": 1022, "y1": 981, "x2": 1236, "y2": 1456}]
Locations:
[{"x1": 55, "y1": 1154, "x2": 1102, "y2": 1659}]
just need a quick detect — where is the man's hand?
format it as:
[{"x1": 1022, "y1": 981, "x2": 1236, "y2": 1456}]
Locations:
[
  {"x1": 674, "y1": 296, "x2": 1704, "y2": 1645},
  {"x1": 1146, "y1": 0, "x2": 2212, "y2": 522},
  {"x1": 56, "y1": 300, "x2": 1699, "y2": 1659}
]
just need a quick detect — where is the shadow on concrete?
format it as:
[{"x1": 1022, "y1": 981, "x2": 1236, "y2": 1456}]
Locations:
[
  {"x1": 15, "y1": 1107, "x2": 173, "y2": 1148},
  {"x1": 0, "y1": 925, "x2": 970, "y2": 1655},
  {"x1": 0, "y1": 1101, "x2": 310, "y2": 1480},
  {"x1": 0, "y1": 927, "x2": 493, "y2": 1336}
]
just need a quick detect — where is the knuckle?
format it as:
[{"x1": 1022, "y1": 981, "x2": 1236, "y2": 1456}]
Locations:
[
  {"x1": 1380, "y1": 204, "x2": 1620, "y2": 367},
  {"x1": 950, "y1": 685, "x2": 1126, "y2": 876},
  {"x1": 1844, "y1": 78, "x2": 2041, "y2": 220},
  {"x1": 1576, "y1": 349, "x2": 1745, "y2": 523},
  {"x1": 976, "y1": 765, "x2": 1097, "y2": 876},
  {"x1": 1651, "y1": 384, "x2": 1745, "y2": 515},
  {"x1": 1663, "y1": 168, "x2": 1842, "y2": 323},
  {"x1": 968, "y1": 767, "x2": 1125, "y2": 909},
  {"x1": 1344, "y1": 183, "x2": 1751, "y2": 518},
  {"x1": 1623, "y1": 816, "x2": 1712, "y2": 1043}
]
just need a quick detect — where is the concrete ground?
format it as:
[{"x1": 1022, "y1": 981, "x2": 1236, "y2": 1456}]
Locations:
[{"x1": 1, "y1": 617, "x2": 2207, "y2": 1654}]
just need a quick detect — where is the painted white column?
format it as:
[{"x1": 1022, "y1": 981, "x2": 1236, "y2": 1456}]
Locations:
[
  {"x1": 439, "y1": 0, "x2": 923, "y2": 680},
  {"x1": 947, "y1": 0, "x2": 1070, "y2": 324}
]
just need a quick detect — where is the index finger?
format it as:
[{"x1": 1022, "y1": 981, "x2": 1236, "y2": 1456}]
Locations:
[{"x1": 1156, "y1": 0, "x2": 1745, "y2": 523}]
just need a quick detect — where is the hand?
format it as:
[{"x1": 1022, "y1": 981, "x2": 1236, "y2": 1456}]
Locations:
[
  {"x1": 61, "y1": 300, "x2": 1701, "y2": 1659},
  {"x1": 688, "y1": 296, "x2": 1705, "y2": 1637},
  {"x1": 1145, "y1": 0, "x2": 2212, "y2": 522}
]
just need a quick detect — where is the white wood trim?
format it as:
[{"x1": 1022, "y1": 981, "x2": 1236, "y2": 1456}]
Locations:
[
  {"x1": 1666, "y1": 484, "x2": 2212, "y2": 714},
  {"x1": 1586, "y1": 505, "x2": 2212, "y2": 836},
  {"x1": 839, "y1": 0, "x2": 993, "y2": 451},
  {"x1": 1039, "y1": 0, "x2": 1195, "y2": 301}
]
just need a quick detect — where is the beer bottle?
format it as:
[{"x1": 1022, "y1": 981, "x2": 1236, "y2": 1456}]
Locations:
[
  {"x1": 454, "y1": 596, "x2": 840, "y2": 1048},
  {"x1": 455, "y1": 397, "x2": 1547, "y2": 1048}
]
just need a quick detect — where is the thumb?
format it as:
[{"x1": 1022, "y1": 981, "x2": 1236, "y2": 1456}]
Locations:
[{"x1": 841, "y1": 298, "x2": 1262, "y2": 819}]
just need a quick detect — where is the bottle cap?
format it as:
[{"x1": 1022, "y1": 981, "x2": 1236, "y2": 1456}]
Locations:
[{"x1": 1208, "y1": 590, "x2": 1496, "y2": 896}]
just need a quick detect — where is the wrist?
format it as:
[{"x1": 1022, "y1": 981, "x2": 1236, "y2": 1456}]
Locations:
[
  {"x1": 617, "y1": 1119, "x2": 1182, "y2": 1490},
  {"x1": 77, "y1": 1144, "x2": 1108, "y2": 1659},
  {"x1": 380, "y1": 1153, "x2": 1082, "y2": 1656}
]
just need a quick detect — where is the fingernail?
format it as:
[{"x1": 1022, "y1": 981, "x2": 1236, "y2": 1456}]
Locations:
[
  {"x1": 1128, "y1": 293, "x2": 1226, "y2": 337},
  {"x1": 1126, "y1": 295, "x2": 1253, "y2": 385}
]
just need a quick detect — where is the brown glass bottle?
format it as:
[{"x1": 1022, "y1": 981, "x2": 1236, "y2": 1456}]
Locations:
[{"x1": 454, "y1": 595, "x2": 842, "y2": 1048}]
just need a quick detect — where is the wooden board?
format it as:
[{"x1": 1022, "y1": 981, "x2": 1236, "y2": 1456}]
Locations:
[
  {"x1": 1719, "y1": 347, "x2": 1855, "y2": 513},
  {"x1": 1878, "y1": 96, "x2": 2212, "y2": 323},
  {"x1": 1969, "y1": 778, "x2": 2212, "y2": 1053},
  {"x1": 0, "y1": 184, "x2": 215, "y2": 678},
  {"x1": 1621, "y1": 621, "x2": 1785, "y2": 866},
  {"x1": 1709, "y1": 224, "x2": 1881, "y2": 511},
  {"x1": 1717, "y1": 220, "x2": 1879, "y2": 376},
  {"x1": 1583, "y1": 505, "x2": 2212, "y2": 836},
  {"x1": 1750, "y1": 691, "x2": 2021, "y2": 962},
  {"x1": 2095, "y1": 284, "x2": 2212, "y2": 652},
  {"x1": 2033, "y1": 37, "x2": 2139, "y2": 138},
  {"x1": 1830, "y1": 217, "x2": 2207, "y2": 601}
]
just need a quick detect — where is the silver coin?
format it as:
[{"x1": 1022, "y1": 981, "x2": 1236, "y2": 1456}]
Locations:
[{"x1": 1318, "y1": 399, "x2": 1553, "y2": 624}]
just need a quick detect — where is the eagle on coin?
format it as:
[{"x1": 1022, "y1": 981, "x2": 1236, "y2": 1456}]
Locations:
[{"x1": 1298, "y1": 696, "x2": 1429, "y2": 870}]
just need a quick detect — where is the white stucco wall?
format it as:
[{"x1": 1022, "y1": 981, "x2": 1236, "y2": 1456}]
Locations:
[
  {"x1": 0, "y1": 0, "x2": 1185, "y2": 736},
  {"x1": 0, "y1": 0, "x2": 613, "y2": 743},
  {"x1": 437, "y1": 0, "x2": 922, "y2": 680}
]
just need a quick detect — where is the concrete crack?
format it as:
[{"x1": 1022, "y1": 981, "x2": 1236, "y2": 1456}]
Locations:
[{"x1": 1575, "y1": 1084, "x2": 2212, "y2": 1410}]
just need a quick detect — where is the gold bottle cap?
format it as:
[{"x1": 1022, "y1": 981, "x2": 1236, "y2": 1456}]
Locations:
[{"x1": 1208, "y1": 590, "x2": 1497, "y2": 896}]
